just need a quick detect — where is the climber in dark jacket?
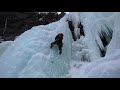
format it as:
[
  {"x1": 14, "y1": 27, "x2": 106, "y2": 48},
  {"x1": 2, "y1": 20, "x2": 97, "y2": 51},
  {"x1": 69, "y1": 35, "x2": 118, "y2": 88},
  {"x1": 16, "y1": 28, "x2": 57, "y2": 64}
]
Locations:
[{"x1": 50, "y1": 33, "x2": 64, "y2": 54}]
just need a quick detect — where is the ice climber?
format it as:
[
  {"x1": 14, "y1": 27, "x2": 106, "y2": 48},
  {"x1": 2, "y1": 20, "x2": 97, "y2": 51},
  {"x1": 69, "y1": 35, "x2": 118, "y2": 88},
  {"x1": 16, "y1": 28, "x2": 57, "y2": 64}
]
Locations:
[{"x1": 50, "y1": 33, "x2": 64, "y2": 54}]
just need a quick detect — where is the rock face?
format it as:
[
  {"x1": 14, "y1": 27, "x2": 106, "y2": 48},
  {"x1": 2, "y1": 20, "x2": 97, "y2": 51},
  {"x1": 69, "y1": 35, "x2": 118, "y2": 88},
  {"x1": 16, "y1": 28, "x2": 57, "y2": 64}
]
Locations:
[{"x1": 0, "y1": 12, "x2": 66, "y2": 42}]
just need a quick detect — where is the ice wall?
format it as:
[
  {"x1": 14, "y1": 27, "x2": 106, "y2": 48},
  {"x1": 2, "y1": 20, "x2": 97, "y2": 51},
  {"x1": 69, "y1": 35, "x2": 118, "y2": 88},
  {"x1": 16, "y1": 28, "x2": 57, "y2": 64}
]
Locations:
[
  {"x1": 64, "y1": 12, "x2": 115, "y2": 61},
  {"x1": 68, "y1": 12, "x2": 120, "y2": 78},
  {"x1": 0, "y1": 12, "x2": 120, "y2": 78},
  {"x1": 0, "y1": 41, "x2": 13, "y2": 57},
  {"x1": 0, "y1": 20, "x2": 72, "y2": 78}
]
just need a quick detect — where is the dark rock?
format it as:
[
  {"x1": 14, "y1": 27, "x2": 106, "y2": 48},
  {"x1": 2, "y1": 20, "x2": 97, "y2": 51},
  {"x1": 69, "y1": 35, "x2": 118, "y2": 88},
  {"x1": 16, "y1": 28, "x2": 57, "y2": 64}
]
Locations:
[
  {"x1": 78, "y1": 22, "x2": 85, "y2": 36},
  {"x1": 0, "y1": 12, "x2": 66, "y2": 41},
  {"x1": 67, "y1": 20, "x2": 77, "y2": 41}
]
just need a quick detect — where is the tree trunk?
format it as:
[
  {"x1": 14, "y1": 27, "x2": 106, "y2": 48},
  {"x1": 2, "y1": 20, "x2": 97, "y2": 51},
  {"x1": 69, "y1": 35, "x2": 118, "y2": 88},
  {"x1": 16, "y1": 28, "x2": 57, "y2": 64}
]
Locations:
[{"x1": 3, "y1": 17, "x2": 8, "y2": 37}]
